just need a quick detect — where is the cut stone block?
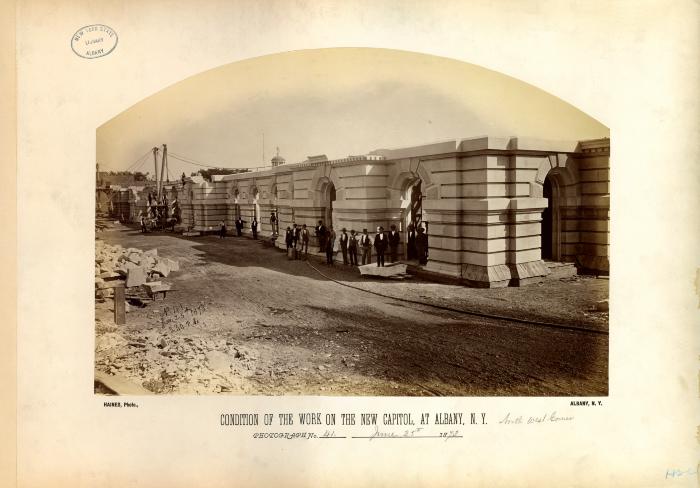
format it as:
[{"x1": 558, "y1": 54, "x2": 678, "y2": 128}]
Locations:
[
  {"x1": 166, "y1": 258, "x2": 179, "y2": 272},
  {"x1": 126, "y1": 266, "x2": 147, "y2": 287},
  {"x1": 152, "y1": 260, "x2": 171, "y2": 277},
  {"x1": 143, "y1": 281, "x2": 172, "y2": 300},
  {"x1": 99, "y1": 271, "x2": 121, "y2": 279},
  {"x1": 359, "y1": 262, "x2": 407, "y2": 277}
]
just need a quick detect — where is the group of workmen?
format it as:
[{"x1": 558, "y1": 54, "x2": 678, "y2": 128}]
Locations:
[
  {"x1": 217, "y1": 216, "x2": 428, "y2": 266},
  {"x1": 290, "y1": 220, "x2": 428, "y2": 267},
  {"x1": 218, "y1": 217, "x2": 259, "y2": 239},
  {"x1": 138, "y1": 193, "x2": 180, "y2": 233}
]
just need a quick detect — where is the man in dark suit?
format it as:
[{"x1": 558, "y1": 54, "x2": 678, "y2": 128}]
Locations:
[
  {"x1": 348, "y1": 229, "x2": 358, "y2": 266},
  {"x1": 315, "y1": 220, "x2": 327, "y2": 253},
  {"x1": 285, "y1": 226, "x2": 294, "y2": 251},
  {"x1": 325, "y1": 226, "x2": 336, "y2": 265},
  {"x1": 374, "y1": 226, "x2": 388, "y2": 267},
  {"x1": 360, "y1": 228, "x2": 372, "y2": 265},
  {"x1": 416, "y1": 227, "x2": 428, "y2": 265},
  {"x1": 388, "y1": 224, "x2": 400, "y2": 262},
  {"x1": 406, "y1": 224, "x2": 417, "y2": 260},
  {"x1": 338, "y1": 228, "x2": 349, "y2": 265},
  {"x1": 235, "y1": 217, "x2": 245, "y2": 237},
  {"x1": 300, "y1": 224, "x2": 310, "y2": 258},
  {"x1": 251, "y1": 217, "x2": 258, "y2": 239},
  {"x1": 292, "y1": 223, "x2": 300, "y2": 250}
]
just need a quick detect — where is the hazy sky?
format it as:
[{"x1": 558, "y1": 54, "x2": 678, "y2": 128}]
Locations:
[{"x1": 97, "y1": 48, "x2": 608, "y2": 177}]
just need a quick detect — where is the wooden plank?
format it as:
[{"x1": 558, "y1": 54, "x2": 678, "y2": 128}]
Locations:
[{"x1": 114, "y1": 285, "x2": 126, "y2": 325}]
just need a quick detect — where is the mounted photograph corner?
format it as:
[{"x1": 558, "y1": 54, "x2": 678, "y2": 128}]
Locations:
[{"x1": 94, "y1": 48, "x2": 609, "y2": 396}]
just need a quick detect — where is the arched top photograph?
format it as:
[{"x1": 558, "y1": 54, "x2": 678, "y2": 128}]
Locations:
[{"x1": 95, "y1": 47, "x2": 609, "y2": 398}]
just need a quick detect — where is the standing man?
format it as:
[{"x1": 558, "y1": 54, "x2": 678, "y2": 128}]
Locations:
[
  {"x1": 285, "y1": 226, "x2": 294, "y2": 252},
  {"x1": 406, "y1": 224, "x2": 417, "y2": 260},
  {"x1": 315, "y1": 220, "x2": 327, "y2": 253},
  {"x1": 292, "y1": 223, "x2": 300, "y2": 250},
  {"x1": 388, "y1": 224, "x2": 400, "y2": 262},
  {"x1": 374, "y1": 227, "x2": 388, "y2": 267},
  {"x1": 219, "y1": 220, "x2": 227, "y2": 239},
  {"x1": 339, "y1": 228, "x2": 349, "y2": 265},
  {"x1": 348, "y1": 229, "x2": 358, "y2": 266},
  {"x1": 270, "y1": 212, "x2": 278, "y2": 234},
  {"x1": 360, "y1": 228, "x2": 372, "y2": 265},
  {"x1": 300, "y1": 224, "x2": 310, "y2": 259},
  {"x1": 235, "y1": 216, "x2": 245, "y2": 237},
  {"x1": 325, "y1": 226, "x2": 336, "y2": 265},
  {"x1": 251, "y1": 217, "x2": 258, "y2": 239},
  {"x1": 416, "y1": 227, "x2": 428, "y2": 265}
]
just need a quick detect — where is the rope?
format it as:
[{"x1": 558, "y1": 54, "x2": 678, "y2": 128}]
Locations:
[
  {"x1": 304, "y1": 261, "x2": 608, "y2": 336},
  {"x1": 170, "y1": 151, "x2": 266, "y2": 172},
  {"x1": 123, "y1": 149, "x2": 152, "y2": 172}
]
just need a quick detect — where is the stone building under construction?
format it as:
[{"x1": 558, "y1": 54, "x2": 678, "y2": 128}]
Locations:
[{"x1": 108, "y1": 135, "x2": 610, "y2": 288}]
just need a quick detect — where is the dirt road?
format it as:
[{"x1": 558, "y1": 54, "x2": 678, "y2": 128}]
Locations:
[{"x1": 95, "y1": 225, "x2": 608, "y2": 396}]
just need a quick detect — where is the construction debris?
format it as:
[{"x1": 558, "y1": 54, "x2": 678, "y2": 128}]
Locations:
[{"x1": 95, "y1": 240, "x2": 180, "y2": 301}]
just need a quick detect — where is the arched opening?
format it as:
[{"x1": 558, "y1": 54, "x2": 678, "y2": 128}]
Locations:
[
  {"x1": 321, "y1": 180, "x2": 336, "y2": 229},
  {"x1": 253, "y1": 190, "x2": 261, "y2": 232},
  {"x1": 541, "y1": 173, "x2": 560, "y2": 261},
  {"x1": 401, "y1": 178, "x2": 425, "y2": 262},
  {"x1": 270, "y1": 185, "x2": 279, "y2": 234},
  {"x1": 408, "y1": 179, "x2": 422, "y2": 231}
]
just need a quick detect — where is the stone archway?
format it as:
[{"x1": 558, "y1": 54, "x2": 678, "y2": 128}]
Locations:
[
  {"x1": 533, "y1": 154, "x2": 580, "y2": 264},
  {"x1": 542, "y1": 173, "x2": 561, "y2": 260},
  {"x1": 252, "y1": 187, "x2": 260, "y2": 231},
  {"x1": 319, "y1": 178, "x2": 336, "y2": 229},
  {"x1": 400, "y1": 177, "x2": 423, "y2": 261}
]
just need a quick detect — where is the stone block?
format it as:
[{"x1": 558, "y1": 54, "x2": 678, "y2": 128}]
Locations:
[
  {"x1": 126, "y1": 266, "x2": 147, "y2": 287},
  {"x1": 152, "y1": 260, "x2": 171, "y2": 277},
  {"x1": 166, "y1": 259, "x2": 179, "y2": 272},
  {"x1": 358, "y1": 263, "x2": 407, "y2": 277}
]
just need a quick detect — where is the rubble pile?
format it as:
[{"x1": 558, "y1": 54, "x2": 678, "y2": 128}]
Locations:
[
  {"x1": 94, "y1": 325, "x2": 259, "y2": 394},
  {"x1": 95, "y1": 240, "x2": 179, "y2": 297}
]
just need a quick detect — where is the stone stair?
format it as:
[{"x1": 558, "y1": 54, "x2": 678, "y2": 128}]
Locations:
[{"x1": 545, "y1": 261, "x2": 578, "y2": 280}]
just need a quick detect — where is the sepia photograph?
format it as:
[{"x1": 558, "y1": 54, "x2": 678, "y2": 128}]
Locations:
[
  {"x1": 10, "y1": 1, "x2": 699, "y2": 486},
  {"x1": 94, "y1": 48, "x2": 610, "y2": 396}
]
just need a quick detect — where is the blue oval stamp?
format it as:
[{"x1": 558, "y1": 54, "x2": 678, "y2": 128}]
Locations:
[{"x1": 71, "y1": 24, "x2": 118, "y2": 59}]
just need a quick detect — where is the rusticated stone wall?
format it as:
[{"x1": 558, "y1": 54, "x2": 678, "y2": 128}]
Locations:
[{"x1": 111, "y1": 136, "x2": 610, "y2": 287}]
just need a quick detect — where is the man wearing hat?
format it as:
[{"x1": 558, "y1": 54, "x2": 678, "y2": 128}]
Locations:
[
  {"x1": 416, "y1": 226, "x2": 429, "y2": 265},
  {"x1": 406, "y1": 223, "x2": 417, "y2": 260},
  {"x1": 360, "y1": 228, "x2": 372, "y2": 265},
  {"x1": 388, "y1": 224, "x2": 400, "y2": 262},
  {"x1": 374, "y1": 226, "x2": 388, "y2": 267},
  {"x1": 325, "y1": 225, "x2": 336, "y2": 265},
  {"x1": 315, "y1": 220, "x2": 327, "y2": 253},
  {"x1": 348, "y1": 229, "x2": 359, "y2": 266},
  {"x1": 300, "y1": 224, "x2": 310, "y2": 258},
  {"x1": 285, "y1": 226, "x2": 294, "y2": 252},
  {"x1": 339, "y1": 227, "x2": 350, "y2": 265}
]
